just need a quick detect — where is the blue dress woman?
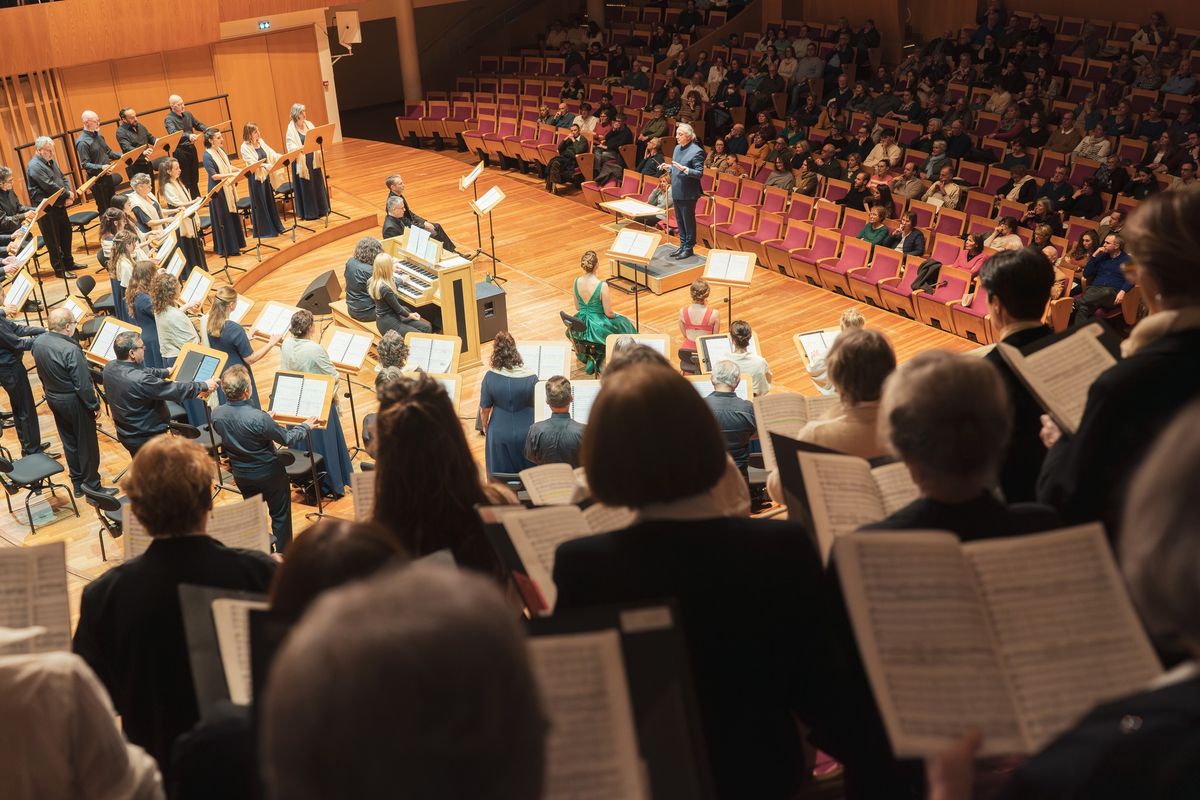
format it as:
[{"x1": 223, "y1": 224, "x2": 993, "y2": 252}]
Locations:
[
  {"x1": 279, "y1": 310, "x2": 354, "y2": 498},
  {"x1": 203, "y1": 285, "x2": 280, "y2": 409},
  {"x1": 202, "y1": 128, "x2": 246, "y2": 257},
  {"x1": 125, "y1": 262, "x2": 164, "y2": 369},
  {"x1": 284, "y1": 103, "x2": 330, "y2": 221},
  {"x1": 479, "y1": 331, "x2": 538, "y2": 476},
  {"x1": 238, "y1": 122, "x2": 287, "y2": 239},
  {"x1": 571, "y1": 250, "x2": 636, "y2": 373}
]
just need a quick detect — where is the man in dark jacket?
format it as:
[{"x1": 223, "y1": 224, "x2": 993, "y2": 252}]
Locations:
[
  {"x1": 524, "y1": 376, "x2": 585, "y2": 468},
  {"x1": 75, "y1": 110, "x2": 120, "y2": 213},
  {"x1": 0, "y1": 306, "x2": 46, "y2": 455},
  {"x1": 26, "y1": 137, "x2": 76, "y2": 278}
]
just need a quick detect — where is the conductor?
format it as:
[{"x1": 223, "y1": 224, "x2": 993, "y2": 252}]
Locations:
[
  {"x1": 659, "y1": 123, "x2": 705, "y2": 259},
  {"x1": 101, "y1": 331, "x2": 217, "y2": 457}
]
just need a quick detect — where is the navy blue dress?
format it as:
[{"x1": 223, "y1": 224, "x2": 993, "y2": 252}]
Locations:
[
  {"x1": 209, "y1": 320, "x2": 260, "y2": 408},
  {"x1": 480, "y1": 370, "x2": 538, "y2": 476},
  {"x1": 291, "y1": 130, "x2": 329, "y2": 220},
  {"x1": 247, "y1": 147, "x2": 285, "y2": 238},
  {"x1": 202, "y1": 151, "x2": 246, "y2": 256},
  {"x1": 131, "y1": 292, "x2": 164, "y2": 369},
  {"x1": 110, "y1": 279, "x2": 128, "y2": 323}
]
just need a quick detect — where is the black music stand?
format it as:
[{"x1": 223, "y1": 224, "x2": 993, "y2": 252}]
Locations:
[
  {"x1": 306, "y1": 123, "x2": 350, "y2": 226},
  {"x1": 276, "y1": 150, "x2": 315, "y2": 241}
]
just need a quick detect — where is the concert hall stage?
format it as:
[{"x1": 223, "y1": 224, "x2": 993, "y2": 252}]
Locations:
[{"x1": 611, "y1": 242, "x2": 707, "y2": 295}]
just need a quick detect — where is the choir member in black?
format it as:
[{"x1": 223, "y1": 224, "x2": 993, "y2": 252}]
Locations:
[
  {"x1": 0, "y1": 304, "x2": 46, "y2": 456},
  {"x1": 211, "y1": 364, "x2": 315, "y2": 550},
  {"x1": 344, "y1": 237, "x2": 382, "y2": 324},
  {"x1": 284, "y1": 103, "x2": 329, "y2": 221},
  {"x1": 26, "y1": 137, "x2": 77, "y2": 278},
  {"x1": 383, "y1": 173, "x2": 458, "y2": 252},
  {"x1": 114, "y1": 107, "x2": 156, "y2": 182},
  {"x1": 125, "y1": 173, "x2": 171, "y2": 238},
  {"x1": 0, "y1": 166, "x2": 34, "y2": 251},
  {"x1": 74, "y1": 110, "x2": 120, "y2": 213},
  {"x1": 201, "y1": 128, "x2": 246, "y2": 257},
  {"x1": 238, "y1": 122, "x2": 286, "y2": 239},
  {"x1": 157, "y1": 157, "x2": 206, "y2": 279},
  {"x1": 163, "y1": 94, "x2": 207, "y2": 197},
  {"x1": 101, "y1": 331, "x2": 215, "y2": 457},
  {"x1": 30, "y1": 308, "x2": 113, "y2": 496}
]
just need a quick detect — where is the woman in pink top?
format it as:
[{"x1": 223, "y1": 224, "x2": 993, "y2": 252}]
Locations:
[
  {"x1": 679, "y1": 278, "x2": 720, "y2": 350},
  {"x1": 952, "y1": 233, "x2": 990, "y2": 275}
]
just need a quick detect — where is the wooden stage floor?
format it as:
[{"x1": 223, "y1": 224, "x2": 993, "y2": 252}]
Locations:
[{"x1": 1, "y1": 138, "x2": 972, "y2": 622}]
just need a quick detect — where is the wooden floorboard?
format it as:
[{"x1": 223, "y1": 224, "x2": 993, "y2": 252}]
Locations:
[{"x1": 0, "y1": 138, "x2": 972, "y2": 624}]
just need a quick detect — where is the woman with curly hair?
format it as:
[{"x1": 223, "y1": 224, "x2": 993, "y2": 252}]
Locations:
[
  {"x1": 479, "y1": 331, "x2": 538, "y2": 476},
  {"x1": 126, "y1": 260, "x2": 164, "y2": 368}
]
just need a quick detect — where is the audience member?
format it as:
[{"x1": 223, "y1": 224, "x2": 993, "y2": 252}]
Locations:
[{"x1": 1071, "y1": 233, "x2": 1131, "y2": 325}]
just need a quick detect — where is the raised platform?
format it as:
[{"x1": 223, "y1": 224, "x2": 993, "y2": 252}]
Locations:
[
  {"x1": 233, "y1": 214, "x2": 378, "y2": 294},
  {"x1": 610, "y1": 243, "x2": 707, "y2": 295}
]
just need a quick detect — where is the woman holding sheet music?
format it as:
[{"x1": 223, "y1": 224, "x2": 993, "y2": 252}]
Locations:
[
  {"x1": 280, "y1": 310, "x2": 353, "y2": 498},
  {"x1": 239, "y1": 123, "x2": 286, "y2": 239},
  {"x1": 125, "y1": 173, "x2": 171, "y2": 236},
  {"x1": 108, "y1": 231, "x2": 137, "y2": 323},
  {"x1": 284, "y1": 103, "x2": 329, "y2": 221},
  {"x1": 479, "y1": 331, "x2": 538, "y2": 476},
  {"x1": 158, "y1": 157, "x2": 207, "y2": 279},
  {"x1": 151, "y1": 272, "x2": 207, "y2": 428},
  {"x1": 202, "y1": 129, "x2": 246, "y2": 257},
  {"x1": 202, "y1": 284, "x2": 281, "y2": 408},
  {"x1": 126, "y1": 261, "x2": 165, "y2": 369}
]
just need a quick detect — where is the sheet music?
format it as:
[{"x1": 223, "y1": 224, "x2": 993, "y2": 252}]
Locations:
[
  {"x1": 705, "y1": 250, "x2": 732, "y2": 278},
  {"x1": 475, "y1": 185, "x2": 505, "y2": 214},
  {"x1": 700, "y1": 334, "x2": 754, "y2": 368},
  {"x1": 612, "y1": 228, "x2": 655, "y2": 257},
  {"x1": 753, "y1": 393, "x2": 821, "y2": 472},
  {"x1": 502, "y1": 507, "x2": 593, "y2": 612},
  {"x1": 528, "y1": 630, "x2": 648, "y2": 800},
  {"x1": 194, "y1": 354, "x2": 220, "y2": 382},
  {"x1": 581, "y1": 503, "x2": 637, "y2": 534},
  {"x1": 459, "y1": 160, "x2": 485, "y2": 190},
  {"x1": 1001, "y1": 325, "x2": 1116, "y2": 434},
  {"x1": 89, "y1": 319, "x2": 129, "y2": 361},
  {"x1": 230, "y1": 296, "x2": 253, "y2": 324},
  {"x1": 433, "y1": 375, "x2": 459, "y2": 406},
  {"x1": 165, "y1": 250, "x2": 186, "y2": 278},
  {"x1": 519, "y1": 344, "x2": 570, "y2": 381},
  {"x1": 3, "y1": 272, "x2": 31, "y2": 307},
  {"x1": 155, "y1": 235, "x2": 174, "y2": 262},
  {"x1": 520, "y1": 463, "x2": 580, "y2": 506},
  {"x1": 351, "y1": 471, "x2": 374, "y2": 521},
  {"x1": 797, "y1": 452, "x2": 889, "y2": 562},
  {"x1": 62, "y1": 297, "x2": 84, "y2": 322},
  {"x1": 255, "y1": 304, "x2": 295, "y2": 337},
  {"x1": 834, "y1": 533, "x2": 1025, "y2": 757},
  {"x1": 271, "y1": 374, "x2": 328, "y2": 419},
  {"x1": 12, "y1": 238, "x2": 35, "y2": 267},
  {"x1": 328, "y1": 330, "x2": 372, "y2": 369},
  {"x1": 404, "y1": 336, "x2": 456, "y2": 373},
  {"x1": 407, "y1": 225, "x2": 437, "y2": 263},
  {"x1": 0, "y1": 543, "x2": 70, "y2": 655},
  {"x1": 965, "y1": 526, "x2": 1163, "y2": 751},
  {"x1": 181, "y1": 272, "x2": 211, "y2": 306},
  {"x1": 688, "y1": 377, "x2": 751, "y2": 401},
  {"x1": 569, "y1": 380, "x2": 602, "y2": 424},
  {"x1": 126, "y1": 498, "x2": 272, "y2": 557},
  {"x1": 872, "y1": 462, "x2": 920, "y2": 515},
  {"x1": 798, "y1": 330, "x2": 838, "y2": 363},
  {"x1": 211, "y1": 598, "x2": 269, "y2": 705}
]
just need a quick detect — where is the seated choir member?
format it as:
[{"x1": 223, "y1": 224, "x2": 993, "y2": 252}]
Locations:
[
  {"x1": 262, "y1": 566, "x2": 546, "y2": 800},
  {"x1": 928, "y1": 402, "x2": 1200, "y2": 799},
  {"x1": 1038, "y1": 190, "x2": 1200, "y2": 539},
  {"x1": 704, "y1": 359, "x2": 757, "y2": 477},
  {"x1": 285, "y1": 103, "x2": 329, "y2": 220},
  {"x1": 523, "y1": 375, "x2": 586, "y2": 468},
  {"x1": 805, "y1": 307, "x2": 865, "y2": 395},
  {"x1": 344, "y1": 237, "x2": 384, "y2": 324},
  {"x1": 238, "y1": 122, "x2": 286, "y2": 239},
  {"x1": 977, "y1": 248, "x2": 1056, "y2": 503},
  {"x1": 157, "y1": 158, "x2": 206, "y2": 279},
  {"x1": 367, "y1": 251, "x2": 434, "y2": 337},
  {"x1": 280, "y1": 310, "x2": 353, "y2": 498},
  {"x1": 552, "y1": 360, "x2": 844, "y2": 800},
  {"x1": 202, "y1": 128, "x2": 246, "y2": 257},
  {"x1": 724, "y1": 319, "x2": 773, "y2": 395},
  {"x1": 371, "y1": 373, "x2": 517, "y2": 577},
  {"x1": 210, "y1": 365, "x2": 316, "y2": 551},
  {"x1": 71, "y1": 437, "x2": 276, "y2": 779},
  {"x1": 863, "y1": 350, "x2": 1059, "y2": 538},
  {"x1": 0, "y1": 632, "x2": 163, "y2": 800},
  {"x1": 383, "y1": 173, "x2": 458, "y2": 252},
  {"x1": 799, "y1": 328, "x2": 895, "y2": 457}
]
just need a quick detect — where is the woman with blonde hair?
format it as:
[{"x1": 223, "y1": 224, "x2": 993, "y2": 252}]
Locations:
[
  {"x1": 239, "y1": 122, "x2": 286, "y2": 239},
  {"x1": 367, "y1": 252, "x2": 431, "y2": 337},
  {"x1": 572, "y1": 250, "x2": 635, "y2": 374},
  {"x1": 108, "y1": 230, "x2": 138, "y2": 322},
  {"x1": 202, "y1": 283, "x2": 282, "y2": 407},
  {"x1": 126, "y1": 260, "x2": 165, "y2": 369},
  {"x1": 284, "y1": 103, "x2": 329, "y2": 220},
  {"x1": 157, "y1": 157, "x2": 206, "y2": 279},
  {"x1": 201, "y1": 128, "x2": 245, "y2": 257}
]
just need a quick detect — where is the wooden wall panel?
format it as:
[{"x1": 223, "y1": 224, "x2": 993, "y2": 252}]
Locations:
[
  {"x1": 112, "y1": 55, "x2": 170, "y2": 124},
  {"x1": 218, "y1": 0, "x2": 329, "y2": 23},
  {"x1": 162, "y1": 46, "x2": 225, "y2": 135},
  {"x1": 267, "y1": 26, "x2": 328, "y2": 129},
  {"x1": 57, "y1": 63, "x2": 119, "y2": 133},
  {"x1": 213, "y1": 36, "x2": 284, "y2": 147}
]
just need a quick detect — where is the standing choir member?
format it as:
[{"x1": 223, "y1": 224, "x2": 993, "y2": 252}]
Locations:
[
  {"x1": 660, "y1": 123, "x2": 705, "y2": 259},
  {"x1": 163, "y1": 95, "x2": 207, "y2": 198},
  {"x1": 239, "y1": 122, "x2": 286, "y2": 239},
  {"x1": 108, "y1": 231, "x2": 138, "y2": 323},
  {"x1": 126, "y1": 261, "x2": 164, "y2": 370},
  {"x1": 151, "y1": 272, "x2": 206, "y2": 428},
  {"x1": 202, "y1": 284, "x2": 281, "y2": 408},
  {"x1": 74, "y1": 111, "x2": 120, "y2": 213},
  {"x1": 280, "y1": 310, "x2": 353, "y2": 498},
  {"x1": 479, "y1": 331, "x2": 538, "y2": 476},
  {"x1": 26, "y1": 137, "x2": 77, "y2": 278},
  {"x1": 126, "y1": 173, "x2": 171, "y2": 238},
  {"x1": 284, "y1": 103, "x2": 329, "y2": 221},
  {"x1": 0, "y1": 306, "x2": 46, "y2": 456},
  {"x1": 0, "y1": 166, "x2": 34, "y2": 250},
  {"x1": 202, "y1": 129, "x2": 245, "y2": 258},
  {"x1": 115, "y1": 107, "x2": 156, "y2": 182},
  {"x1": 367, "y1": 252, "x2": 433, "y2": 337},
  {"x1": 157, "y1": 157, "x2": 206, "y2": 279}
]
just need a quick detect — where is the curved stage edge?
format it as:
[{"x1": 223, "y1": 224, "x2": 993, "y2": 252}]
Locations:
[{"x1": 232, "y1": 214, "x2": 378, "y2": 295}]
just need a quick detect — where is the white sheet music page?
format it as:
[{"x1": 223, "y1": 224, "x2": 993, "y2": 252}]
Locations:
[
  {"x1": 207, "y1": 499, "x2": 273, "y2": 554},
  {"x1": 702, "y1": 335, "x2": 734, "y2": 367},
  {"x1": 427, "y1": 339, "x2": 456, "y2": 373},
  {"x1": 965, "y1": 525, "x2": 1163, "y2": 752},
  {"x1": 502, "y1": 506, "x2": 593, "y2": 613},
  {"x1": 834, "y1": 532, "x2": 1024, "y2": 757},
  {"x1": 520, "y1": 463, "x2": 580, "y2": 506},
  {"x1": 294, "y1": 378, "x2": 328, "y2": 419},
  {"x1": 62, "y1": 297, "x2": 85, "y2": 322},
  {"x1": 799, "y1": 330, "x2": 837, "y2": 362},
  {"x1": 706, "y1": 250, "x2": 732, "y2": 279},
  {"x1": 871, "y1": 462, "x2": 920, "y2": 515},
  {"x1": 328, "y1": 331, "x2": 354, "y2": 364},
  {"x1": 797, "y1": 452, "x2": 889, "y2": 562},
  {"x1": 339, "y1": 334, "x2": 371, "y2": 369},
  {"x1": 271, "y1": 374, "x2": 305, "y2": 417},
  {"x1": 231, "y1": 296, "x2": 253, "y2": 324},
  {"x1": 404, "y1": 336, "x2": 433, "y2": 371},
  {"x1": 351, "y1": 471, "x2": 374, "y2": 521},
  {"x1": 90, "y1": 320, "x2": 122, "y2": 361},
  {"x1": 0, "y1": 543, "x2": 71, "y2": 655},
  {"x1": 182, "y1": 272, "x2": 211, "y2": 305},
  {"x1": 688, "y1": 377, "x2": 751, "y2": 401},
  {"x1": 569, "y1": 380, "x2": 602, "y2": 424},
  {"x1": 582, "y1": 504, "x2": 637, "y2": 534},
  {"x1": 256, "y1": 304, "x2": 293, "y2": 337},
  {"x1": 211, "y1": 598, "x2": 269, "y2": 705},
  {"x1": 529, "y1": 630, "x2": 648, "y2": 800},
  {"x1": 3, "y1": 272, "x2": 30, "y2": 306},
  {"x1": 753, "y1": 393, "x2": 816, "y2": 472},
  {"x1": 1002, "y1": 325, "x2": 1116, "y2": 434}
]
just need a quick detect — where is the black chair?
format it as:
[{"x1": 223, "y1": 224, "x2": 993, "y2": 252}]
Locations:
[
  {"x1": 273, "y1": 182, "x2": 295, "y2": 220},
  {"x1": 69, "y1": 210, "x2": 100, "y2": 254},
  {"x1": 235, "y1": 196, "x2": 254, "y2": 236},
  {"x1": 82, "y1": 486, "x2": 125, "y2": 562},
  {"x1": 0, "y1": 444, "x2": 79, "y2": 535},
  {"x1": 76, "y1": 274, "x2": 115, "y2": 319},
  {"x1": 168, "y1": 420, "x2": 223, "y2": 457},
  {"x1": 560, "y1": 310, "x2": 605, "y2": 373},
  {"x1": 678, "y1": 347, "x2": 701, "y2": 374},
  {"x1": 284, "y1": 446, "x2": 327, "y2": 502}
]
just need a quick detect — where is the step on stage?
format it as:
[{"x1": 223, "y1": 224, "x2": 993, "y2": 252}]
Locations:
[{"x1": 610, "y1": 243, "x2": 706, "y2": 296}]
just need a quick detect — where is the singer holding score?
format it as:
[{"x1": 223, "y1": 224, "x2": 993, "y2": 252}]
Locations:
[{"x1": 659, "y1": 123, "x2": 706, "y2": 259}]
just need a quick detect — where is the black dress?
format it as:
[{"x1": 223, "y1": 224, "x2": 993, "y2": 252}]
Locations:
[{"x1": 245, "y1": 146, "x2": 285, "y2": 238}]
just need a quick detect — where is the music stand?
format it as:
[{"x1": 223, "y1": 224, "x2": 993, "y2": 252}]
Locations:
[
  {"x1": 268, "y1": 370, "x2": 337, "y2": 521},
  {"x1": 232, "y1": 159, "x2": 279, "y2": 262},
  {"x1": 272, "y1": 148, "x2": 311, "y2": 240},
  {"x1": 701, "y1": 250, "x2": 756, "y2": 327},
  {"x1": 458, "y1": 161, "x2": 486, "y2": 258},
  {"x1": 28, "y1": 188, "x2": 64, "y2": 309},
  {"x1": 604, "y1": 227, "x2": 662, "y2": 331},
  {"x1": 145, "y1": 130, "x2": 184, "y2": 164},
  {"x1": 208, "y1": 174, "x2": 246, "y2": 281},
  {"x1": 468, "y1": 185, "x2": 506, "y2": 283},
  {"x1": 302, "y1": 122, "x2": 348, "y2": 226},
  {"x1": 322, "y1": 325, "x2": 375, "y2": 460}
]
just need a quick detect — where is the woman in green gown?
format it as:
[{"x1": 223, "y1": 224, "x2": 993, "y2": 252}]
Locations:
[{"x1": 571, "y1": 250, "x2": 636, "y2": 373}]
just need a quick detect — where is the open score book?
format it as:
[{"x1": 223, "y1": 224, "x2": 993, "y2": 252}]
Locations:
[
  {"x1": 752, "y1": 392, "x2": 843, "y2": 472},
  {"x1": 833, "y1": 524, "x2": 1163, "y2": 757}
]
